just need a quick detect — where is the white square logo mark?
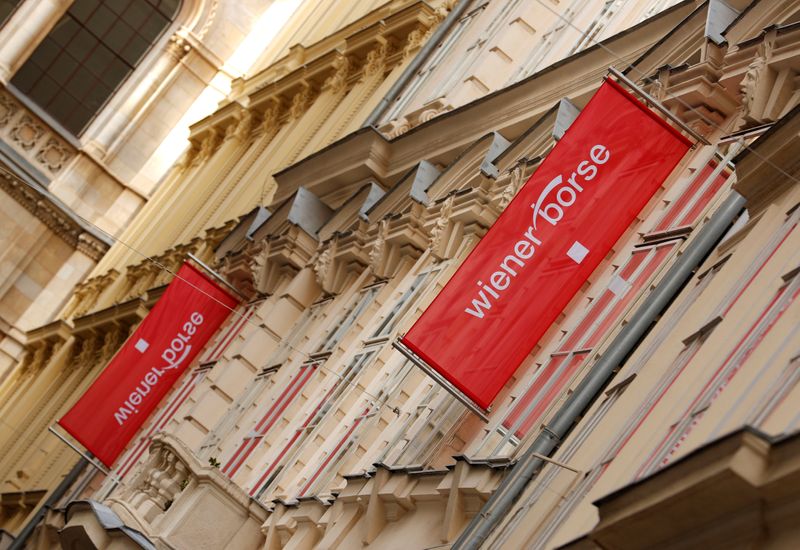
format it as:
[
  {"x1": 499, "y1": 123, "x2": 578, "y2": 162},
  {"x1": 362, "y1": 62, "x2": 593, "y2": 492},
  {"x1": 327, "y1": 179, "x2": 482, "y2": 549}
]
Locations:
[
  {"x1": 134, "y1": 338, "x2": 150, "y2": 353},
  {"x1": 567, "y1": 241, "x2": 589, "y2": 264}
]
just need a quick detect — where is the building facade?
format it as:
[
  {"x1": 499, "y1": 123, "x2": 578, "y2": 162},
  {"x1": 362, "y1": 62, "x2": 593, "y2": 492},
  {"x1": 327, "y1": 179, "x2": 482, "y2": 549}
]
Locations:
[
  {"x1": 0, "y1": 0, "x2": 299, "y2": 381},
  {"x1": 3, "y1": 0, "x2": 800, "y2": 548}
]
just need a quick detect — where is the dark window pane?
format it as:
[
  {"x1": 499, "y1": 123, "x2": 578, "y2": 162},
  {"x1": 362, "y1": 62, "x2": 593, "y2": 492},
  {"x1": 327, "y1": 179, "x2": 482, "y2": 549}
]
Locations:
[
  {"x1": 120, "y1": 34, "x2": 149, "y2": 66},
  {"x1": 84, "y1": 82, "x2": 112, "y2": 111},
  {"x1": 11, "y1": 62, "x2": 41, "y2": 93},
  {"x1": 123, "y1": 2, "x2": 150, "y2": 28},
  {"x1": 103, "y1": 21, "x2": 135, "y2": 60},
  {"x1": 68, "y1": 0, "x2": 99, "y2": 23},
  {"x1": 69, "y1": 28, "x2": 99, "y2": 62},
  {"x1": 101, "y1": 57, "x2": 131, "y2": 89},
  {"x1": 139, "y1": 10, "x2": 168, "y2": 42},
  {"x1": 50, "y1": 52, "x2": 80, "y2": 84},
  {"x1": 48, "y1": 93, "x2": 79, "y2": 123},
  {"x1": 11, "y1": 0, "x2": 181, "y2": 136},
  {"x1": 29, "y1": 38, "x2": 60, "y2": 70},
  {"x1": 65, "y1": 105, "x2": 94, "y2": 134},
  {"x1": 158, "y1": 0, "x2": 180, "y2": 19},
  {"x1": 86, "y1": 4, "x2": 117, "y2": 39},
  {"x1": 50, "y1": 17, "x2": 80, "y2": 47},
  {"x1": 64, "y1": 66, "x2": 98, "y2": 99},
  {"x1": 107, "y1": 0, "x2": 129, "y2": 15},
  {"x1": 85, "y1": 43, "x2": 115, "y2": 77},
  {"x1": 29, "y1": 75, "x2": 61, "y2": 106}
]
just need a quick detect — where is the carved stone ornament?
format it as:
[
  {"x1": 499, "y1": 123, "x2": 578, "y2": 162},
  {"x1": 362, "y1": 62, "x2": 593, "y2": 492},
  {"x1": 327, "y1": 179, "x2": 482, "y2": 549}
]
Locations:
[
  {"x1": 261, "y1": 101, "x2": 282, "y2": 134},
  {"x1": 363, "y1": 41, "x2": 391, "y2": 78},
  {"x1": 403, "y1": 28, "x2": 426, "y2": 59},
  {"x1": 233, "y1": 109, "x2": 255, "y2": 142},
  {"x1": 74, "y1": 333, "x2": 100, "y2": 369},
  {"x1": 10, "y1": 115, "x2": 44, "y2": 150},
  {"x1": 35, "y1": 138, "x2": 73, "y2": 173},
  {"x1": 369, "y1": 219, "x2": 389, "y2": 274},
  {"x1": 2, "y1": 183, "x2": 112, "y2": 289},
  {"x1": 498, "y1": 164, "x2": 525, "y2": 211},
  {"x1": 127, "y1": 438, "x2": 192, "y2": 523},
  {"x1": 289, "y1": 84, "x2": 314, "y2": 120},
  {"x1": 167, "y1": 33, "x2": 192, "y2": 61},
  {"x1": 313, "y1": 241, "x2": 335, "y2": 289},
  {"x1": 429, "y1": 195, "x2": 454, "y2": 253},
  {"x1": 247, "y1": 241, "x2": 269, "y2": 290},
  {"x1": 324, "y1": 55, "x2": 351, "y2": 94},
  {"x1": 740, "y1": 45, "x2": 768, "y2": 121},
  {"x1": 19, "y1": 341, "x2": 48, "y2": 376},
  {"x1": 194, "y1": 129, "x2": 222, "y2": 165},
  {"x1": 0, "y1": 92, "x2": 18, "y2": 128},
  {"x1": 176, "y1": 143, "x2": 199, "y2": 170}
]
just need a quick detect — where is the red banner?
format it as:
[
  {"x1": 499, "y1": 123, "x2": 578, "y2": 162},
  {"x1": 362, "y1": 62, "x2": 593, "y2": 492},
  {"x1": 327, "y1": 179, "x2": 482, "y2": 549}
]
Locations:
[
  {"x1": 59, "y1": 262, "x2": 239, "y2": 467},
  {"x1": 401, "y1": 79, "x2": 691, "y2": 410}
]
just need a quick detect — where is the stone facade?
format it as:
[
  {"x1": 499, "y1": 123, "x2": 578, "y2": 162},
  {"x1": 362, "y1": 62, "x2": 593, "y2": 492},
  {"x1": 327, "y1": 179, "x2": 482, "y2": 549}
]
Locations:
[
  {"x1": 0, "y1": 0, "x2": 287, "y2": 381},
  {"x1": 3, "y1": 0, "x2": 800, "y2": 549}
]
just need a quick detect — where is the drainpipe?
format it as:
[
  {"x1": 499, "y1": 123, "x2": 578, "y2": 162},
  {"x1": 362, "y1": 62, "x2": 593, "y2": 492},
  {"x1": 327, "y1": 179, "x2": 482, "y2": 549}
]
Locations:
[
  {"x1": 9, "y1": 458, "x2": 87, "y2": 550},
  {"x1": 363, "y1": 0, "x2": 473, "y2": 128},
  {"x1": 453, "y1": 190, "x2": 747, "y2": 549}
]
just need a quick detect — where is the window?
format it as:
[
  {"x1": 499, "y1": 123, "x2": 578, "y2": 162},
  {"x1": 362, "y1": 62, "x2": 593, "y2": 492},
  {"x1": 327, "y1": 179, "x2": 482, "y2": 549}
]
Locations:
[
  {"x1": 97, "y1": 300, "x2": 258, "y2": 499},
  {"x1": 10, "y1": 0, "x2": 180, "y2": 135},
  {"x1": 295, "y1": 359, "x2": 416, "y2": 499},
  {"x1": 315, "y1": 284, "x2": 382, "y2": 354},
  {"x1": 567, "y1": 0, "x2": 624, "y2": 56},
  {"x1": 382, "y1": 5, "x2": 483, "y2": 122},
  {"x1": 747, "y1": 353, "x2": 800, "y2": 430},
  {"x1": 637, "y1": 270, "x2": 800, "y2": 478},
  {"x1": 391, "y1": 389, "x2": 463, "y2": 466},
  {"x1": 496, "y1": 242, "x2": 677, "y2": 445},
  {"x1": 367, "y1": 266, "x2": 441, "y2": 342},
  {"x1": 249, "y1": 350, "x2": 378, "y2": 497},
  {"x1": 221, "y1": 360, "x2": 320, "y2": 478},
  {"x1": 196, "y1": 300, "x2": 326, "y2": 461},
  {"x1": 649, "y1": 158, "x2": 733, "y2": 234}
]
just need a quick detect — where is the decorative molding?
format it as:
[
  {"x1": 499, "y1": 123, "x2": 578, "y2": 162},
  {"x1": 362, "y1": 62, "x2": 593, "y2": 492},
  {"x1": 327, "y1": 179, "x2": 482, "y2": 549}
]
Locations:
[
  {"x1": 167, "y1": 33, "x2": 192, "y2": 61},
  {"x1": 289, "y1": 83, "x2": 315, "y2": 120},
  {"x1": 323, "y1": 55, "x2": 352, "y2": 94},
  {"x1": 0, "y1": 88, "x2": 76, "y2": 177},
  {"x1": 0, "y1": 171, "x2": 109, "y2": 261}
]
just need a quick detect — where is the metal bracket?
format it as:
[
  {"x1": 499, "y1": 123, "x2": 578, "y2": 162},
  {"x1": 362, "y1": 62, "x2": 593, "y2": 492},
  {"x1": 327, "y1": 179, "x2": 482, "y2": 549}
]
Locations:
[
  {"x1": 187, "y1": 253, "x2": 247, "y2": 300},
  {"x1": 393, "y1": 339, "x2": 490, "y2": 423},
  {"x1": 607, "y1": 67, "x2": 711, "y2": 146}
]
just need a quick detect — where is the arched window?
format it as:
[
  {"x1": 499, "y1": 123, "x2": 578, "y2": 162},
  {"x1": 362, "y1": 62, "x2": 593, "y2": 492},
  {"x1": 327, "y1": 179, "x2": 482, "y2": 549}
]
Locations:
[{"x1": 10, "y1": 0, "x2": 180, "y2": 136}]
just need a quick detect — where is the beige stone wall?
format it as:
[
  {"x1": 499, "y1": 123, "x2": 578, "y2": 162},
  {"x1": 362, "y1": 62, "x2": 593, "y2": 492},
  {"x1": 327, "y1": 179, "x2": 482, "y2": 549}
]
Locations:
[
  {"x1": 0, "y1": 0, "x2": 294, "y2": 383},
  {"x1": 6, "y1": 0, "x2": 800, "y2": 548}
]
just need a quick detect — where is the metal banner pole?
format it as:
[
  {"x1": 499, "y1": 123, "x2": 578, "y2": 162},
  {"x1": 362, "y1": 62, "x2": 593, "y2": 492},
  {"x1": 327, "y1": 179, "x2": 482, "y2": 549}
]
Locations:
[
  {"x1": 187, "y1": 253, "x2": 247, "y2": 299},
  {"x1": 393, "y1": 340, "x2": 490, "y2": 423},
  {"x1": 607, "y1": 66, "x2": 711, "y2": 145},
  {"x1": 48, "y1": 426, "x2": 122, "y2": 484}
]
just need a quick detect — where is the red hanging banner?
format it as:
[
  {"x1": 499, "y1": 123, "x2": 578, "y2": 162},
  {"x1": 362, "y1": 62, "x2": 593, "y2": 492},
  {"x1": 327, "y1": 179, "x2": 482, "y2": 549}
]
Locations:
[
  {"x1": 401, "y1": 79, "x2": 692, "y2": 411},
  {"x1": 59, "y1": 262, "x2": 239, "y2": 467}
]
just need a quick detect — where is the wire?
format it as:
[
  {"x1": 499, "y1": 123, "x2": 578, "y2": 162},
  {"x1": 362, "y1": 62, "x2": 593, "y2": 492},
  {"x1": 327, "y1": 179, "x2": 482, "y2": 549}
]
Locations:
[
  {"x1": 6, "y1": 1, "x2": 797, "y2": 487},
  {"x1": 530, "y1": 0, "x2": 800, "y2": 188},
  {"x1": 1, "y1": 164, "x2": 392, "y2": 407}
]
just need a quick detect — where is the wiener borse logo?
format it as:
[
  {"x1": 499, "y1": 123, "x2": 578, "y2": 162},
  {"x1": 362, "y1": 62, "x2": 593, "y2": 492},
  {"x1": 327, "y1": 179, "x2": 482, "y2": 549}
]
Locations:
[
  {"x1": 465, "y1": 144, "x2": 610, "y2": 319},
  {"x1": 114, "y1": 312, "x2": 204, "y2": 425}
]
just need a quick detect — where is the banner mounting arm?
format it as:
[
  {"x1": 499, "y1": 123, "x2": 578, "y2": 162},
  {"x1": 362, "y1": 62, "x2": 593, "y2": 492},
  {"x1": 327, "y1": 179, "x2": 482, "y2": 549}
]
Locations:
[
  {"x1": 48, "y1": 425, "x2": 122, "y2": 484},
  {"x1": 187, "y1": 253, "x2": 247, "y2": 300},
  {"x1": 607, "y1": 67, "x2": 711, "y2": 146},
  {"x1": 393, "y1": 339, "x2": 490, "y2": 423}
]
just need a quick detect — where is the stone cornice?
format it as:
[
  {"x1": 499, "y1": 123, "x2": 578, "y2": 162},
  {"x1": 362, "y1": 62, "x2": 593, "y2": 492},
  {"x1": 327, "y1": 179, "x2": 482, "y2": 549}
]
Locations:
[
  {"x1": 240, "y1": 1, "x2": 436, "y2": 101},
  {"x1": 193, "y1": 1, "x2": 437, "y2": 145},
  {"x1": 0, "y1": 168, "x2": 110, "y2": 261}
]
